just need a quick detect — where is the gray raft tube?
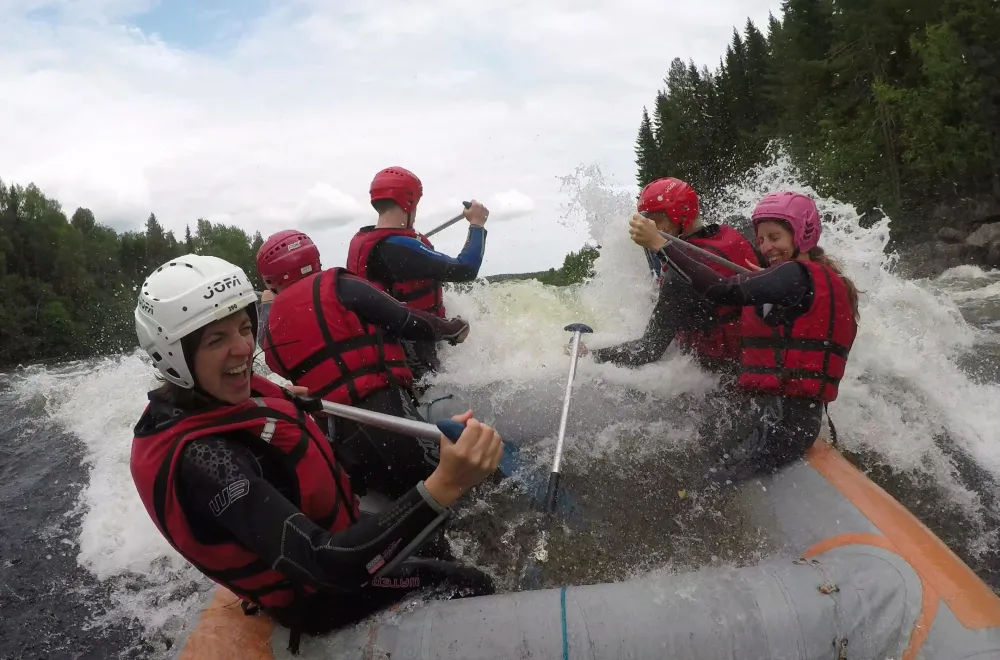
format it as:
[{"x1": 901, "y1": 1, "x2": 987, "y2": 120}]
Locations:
[{"x1": 282, "y1": 443, "x2": 1000, "y2": 660}]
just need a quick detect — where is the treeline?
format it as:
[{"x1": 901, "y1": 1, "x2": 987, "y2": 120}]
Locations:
[
  {"x1": 484, "y1": 245, "x2": 600, "y2": 287},
  {"x1": 0, "y1": 179, "x2": 264, "y2": 367},
  {"x1": 635, "y1": 0, "x2": 999, "y2": 239},
  {"x1": 0, "y1": 178, "x2": 601, "y2": 368}
]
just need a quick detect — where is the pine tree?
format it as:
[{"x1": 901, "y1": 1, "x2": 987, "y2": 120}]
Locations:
[{"x1": 635, "y1": 108, "x2": 659, "y2": 188}]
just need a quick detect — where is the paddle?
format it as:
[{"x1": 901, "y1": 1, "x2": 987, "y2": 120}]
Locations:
[
  {"x1": 424, "y1": 201, "x2": 473, "y2": 238},
  {"x1": 638, "y1": 211, "x2": 752, "y2": 275},
  {"x1": 545, "y1": 322, "x2": 593, "y2": 513},
  {"x1": 521, "y1": 322, "x2": 593, "y2": 589},
  {"x1": 291, "y1": 395, "x2": 522, "y2": 479}
]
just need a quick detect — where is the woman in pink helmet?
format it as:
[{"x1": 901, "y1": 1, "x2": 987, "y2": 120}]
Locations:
[{"x1": 650, "y1": 191, "x2": 861, "y2": 483}]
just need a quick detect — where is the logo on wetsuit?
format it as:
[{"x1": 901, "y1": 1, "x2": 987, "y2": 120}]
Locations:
[{"x1": 371, "y1": 576, "x2": 420, "y2": 588}]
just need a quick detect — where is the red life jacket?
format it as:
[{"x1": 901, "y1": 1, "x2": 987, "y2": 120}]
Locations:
[
  {"x1": 673, "y1": 225, "x2": 762, "y2": 361},
  {"x1": 737, "y1": 260, "x2": 857, "y2": 402},
  {"x1": 346, "y1": 227, "x2": 447, "y2": 318},
  {"x1": 129, "y1": 375, "x2": 358, "y2": 611},
  {"x1": 261, "y1": 267, "x2": 412, "y2": 405}
]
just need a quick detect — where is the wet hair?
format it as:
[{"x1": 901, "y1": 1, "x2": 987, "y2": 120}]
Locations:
[
  {"x1": 806, "y1": 246, "x2": 861, "y2": 322},
  {"x1": 149, "y1": 328, "x2": 213, "y2": 408}
]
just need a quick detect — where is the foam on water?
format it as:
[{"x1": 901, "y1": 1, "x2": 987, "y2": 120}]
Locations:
[{"x1": 6, "y1": 153, "x2": 1000, "y2": 654}]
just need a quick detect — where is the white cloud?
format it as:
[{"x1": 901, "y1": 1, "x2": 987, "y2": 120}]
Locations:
[
  {"x1": 291, "y1": 183, "x2": 366, "y2": 229},
  {"x1": 487, "y1": 189, "x2": 536, "y2": 221},
  {"x1": 0, "y1": 0, "x2": 781, "y2": 275}
]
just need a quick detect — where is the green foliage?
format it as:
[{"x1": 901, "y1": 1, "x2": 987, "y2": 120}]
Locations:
[
  {"x1": 484, "y1": 245, "x2": 601, "y2": 287},
  {"x1": 635, "y1": 0, "x2": 1000, "y2": 234},
  {"x1": 0, "y1": 178, "x2": 265, "y2": 367}
]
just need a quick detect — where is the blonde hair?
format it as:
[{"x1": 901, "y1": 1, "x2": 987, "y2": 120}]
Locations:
[{"x1": 807, "y1": 246, "x2": 861, "y2": 323}]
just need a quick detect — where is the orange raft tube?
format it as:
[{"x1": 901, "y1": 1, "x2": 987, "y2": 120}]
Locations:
[{"x1": 174, "y1": 439, "x2": 1000, "y2": 659}]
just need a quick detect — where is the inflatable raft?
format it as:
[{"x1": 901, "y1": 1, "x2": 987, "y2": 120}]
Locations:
[{"x1": 173, "y1": 435, "x2": 1000, "y2": 660}]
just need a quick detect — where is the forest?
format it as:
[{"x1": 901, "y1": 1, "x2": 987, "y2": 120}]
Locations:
[
  {"x1": 634, "y1": 0, "x2": 999, "y2": 239},
  {"x1": 0, "y1": 180, "x2": 265, "y2": 367}
]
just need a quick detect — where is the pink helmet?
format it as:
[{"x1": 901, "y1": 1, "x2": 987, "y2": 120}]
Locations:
[{"x1": 751, "y1": 191, "x2": 822, "y2": 253}]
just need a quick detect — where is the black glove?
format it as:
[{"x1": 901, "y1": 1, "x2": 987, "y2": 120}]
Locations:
[{"x1": 438, "y1": 317, "x2": 470, "y2": 345}]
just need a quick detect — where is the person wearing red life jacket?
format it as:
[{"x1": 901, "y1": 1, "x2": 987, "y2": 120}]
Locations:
[
  {"x1": 641, "y1": 191, "x2": 860, "y2": 482},
  {"x1": 256, "y1": 229, "x2": 479, "y2": 501},
  {"x1": 130, "y1": 254, "x2": 500, "y2": 653},
  {"x1": 346, "y1": 166, "x2": 490, "y2": 383},
  {"x1": 579, "y1": 177, "x2": 762, "y2": 378}
]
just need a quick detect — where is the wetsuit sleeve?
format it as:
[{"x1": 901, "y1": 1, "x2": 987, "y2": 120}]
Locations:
[
  {"x1": 591, "y1": 273, "x2": 694, "y2": 367},
  {"x1": 373, "y1": 226, "x2": 487, "y2": 283},
  {"x1": 660, "y1": 242, "x2": 812, "y2": 309},
  {"x1": 334, "y1": 273, "x2": 462, "y2": 341},
  {"x1": 175, "y1": 435, "x2": 451, "y2": 593}
]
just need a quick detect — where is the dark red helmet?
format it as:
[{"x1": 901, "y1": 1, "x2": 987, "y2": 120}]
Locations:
[
  {"x1": 370, "y1": 166, "x2": 423, "y2": 213},
  {"x1": 256, "y1": 230, "x2": 321, "y2": 293},
  {"x1": 637, "y1": 177, "x2": 700, "y2": 232}
]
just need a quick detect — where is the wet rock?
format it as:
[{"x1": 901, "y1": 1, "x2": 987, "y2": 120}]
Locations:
[
  {"x1": 937, "y1": 227, "x2": 969, "y2": 244},
  {"x1": 896, "y1": 220, "x2": 1000, "y2": 279}
]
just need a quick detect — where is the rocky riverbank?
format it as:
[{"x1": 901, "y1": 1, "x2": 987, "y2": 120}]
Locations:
[{"x1": 894, "y1": 218, "x2": 1000, "y2": 279}]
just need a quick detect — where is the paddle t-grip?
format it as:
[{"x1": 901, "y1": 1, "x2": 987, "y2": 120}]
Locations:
[{"x1": 436, "y1": 419, "x2": 465, "y2": 442}]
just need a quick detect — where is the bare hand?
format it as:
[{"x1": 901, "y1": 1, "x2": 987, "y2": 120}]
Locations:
[
  {"x1": 745, "y1": 259, "x2": 764, "y2": 271},
  {"x1": 629, "y1": 213, "x2": 668, "y2": 251},
  {"x1": 564, "y1": 341, "x2": 590, "y2": 357},
  {"x1": 464, "y1": 200, "x2": 490, "y2": 226},
  {"x1": 285, "y1": 384, "x2": 310, "y2": 396},
  {"x1": 424, "y1": 410, "x2": 503, "y2": 507}
]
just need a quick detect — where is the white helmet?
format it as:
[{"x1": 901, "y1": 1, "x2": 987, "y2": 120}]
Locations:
[{"x1": 135, "y1": 254, "x2": 259, "y2": 388}]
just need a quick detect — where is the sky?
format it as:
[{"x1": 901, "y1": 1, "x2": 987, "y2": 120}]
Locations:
[{"x1": 0, "y1": 0, "x2": 781, "y2": 276}]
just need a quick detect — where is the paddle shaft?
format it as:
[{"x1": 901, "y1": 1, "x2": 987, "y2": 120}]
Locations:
[
  {"x1": 545, "y1": 331, "x2": 584, "y2": 513},
  {"x1": 659, "y1": 232, "x2": 752, "y2": 275},
  {"x1": 424, "y1": 201, "x2": 473, "y2": 238},
  {"x1": 638, "y1": 211, "x2": 752, "y2": 275},
  {"x1": 318, "y1": 400, "x2": 461, "y2": 442}
]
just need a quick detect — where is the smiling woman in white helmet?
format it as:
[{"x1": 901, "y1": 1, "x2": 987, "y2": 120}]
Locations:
[{"x1": 128, "y1": 254, "x2": 501, "y2": 654}]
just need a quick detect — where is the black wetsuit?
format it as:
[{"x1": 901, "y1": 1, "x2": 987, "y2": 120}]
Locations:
[
  {"x1": 365, "y1": 226, "x2": 487, "y2": 381},
  {"x1": 592, "y1": 225, "x2": 753, "y2": 378},
  {"x1": 660, "y1": 243, "x2": 828, "y2": 483},
  {"x1": 144, "y1": 398, "x2": 494, "y2": 638},
  {"x1": 590, "y1": 269, "x2": 709, "y2": 366},
  {"x1": 260, "y1": 273, "x2": 467, "y2": 499}
]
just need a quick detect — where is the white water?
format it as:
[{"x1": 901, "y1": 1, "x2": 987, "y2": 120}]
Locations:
[{"x1": 6, "y1": 154, "x2": 1000, "y2": 654}]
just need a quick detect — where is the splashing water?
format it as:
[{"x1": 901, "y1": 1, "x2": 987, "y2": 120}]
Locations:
[{"x1": 4, "y1": 152, "x2": 1000, "y2": 656}]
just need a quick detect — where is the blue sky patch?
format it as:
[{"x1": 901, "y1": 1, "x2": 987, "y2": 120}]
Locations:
[{"x1": 129, "y1": 0, "x2": 272, "y2": 52}]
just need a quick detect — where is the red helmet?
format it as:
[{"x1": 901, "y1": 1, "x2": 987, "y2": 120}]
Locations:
[
  {"x1": 370, "y1": 166, "x2": 423, "y2": 214},
  {"x1": 637, "y1": 177, "x2": 700, "y2": 231},
  {"x1": 256, "y1": 230, "x2": 321, "y2": 293}
]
